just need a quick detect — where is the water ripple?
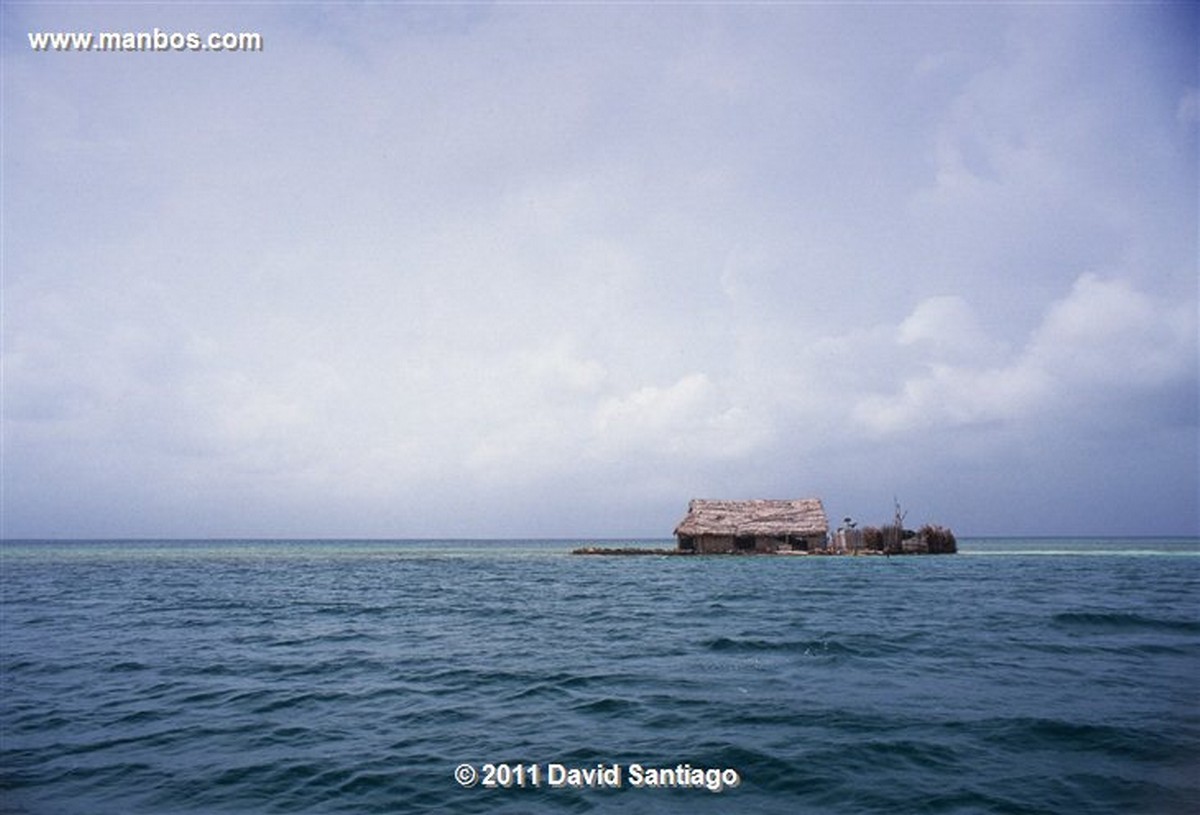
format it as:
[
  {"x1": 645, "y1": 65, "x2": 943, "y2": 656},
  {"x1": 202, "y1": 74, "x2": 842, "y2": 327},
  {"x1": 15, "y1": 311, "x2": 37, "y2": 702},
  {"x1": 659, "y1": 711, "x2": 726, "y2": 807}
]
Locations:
[{"x1": 2, "y1": 539, "x2": 1197, "y2": 814}]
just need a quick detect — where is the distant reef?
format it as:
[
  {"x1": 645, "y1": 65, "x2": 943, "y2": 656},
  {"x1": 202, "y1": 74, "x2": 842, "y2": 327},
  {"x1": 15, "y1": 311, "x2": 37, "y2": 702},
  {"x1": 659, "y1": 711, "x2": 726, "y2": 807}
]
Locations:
[{"x1": 571, "y1": 547, "x2": 681, "y2": 556}]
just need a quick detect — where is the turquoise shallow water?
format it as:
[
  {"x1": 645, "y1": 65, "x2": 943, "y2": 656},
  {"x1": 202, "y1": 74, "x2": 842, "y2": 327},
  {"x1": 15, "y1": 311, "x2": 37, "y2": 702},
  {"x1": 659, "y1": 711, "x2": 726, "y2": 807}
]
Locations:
[{"x1": 1, "y1": 538, "x2": 1197, "y2": 814}]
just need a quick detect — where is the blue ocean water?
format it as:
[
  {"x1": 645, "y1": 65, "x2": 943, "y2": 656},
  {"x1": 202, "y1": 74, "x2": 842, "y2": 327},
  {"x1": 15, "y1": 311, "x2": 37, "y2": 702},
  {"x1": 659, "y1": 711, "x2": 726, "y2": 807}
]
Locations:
[{"x1": 1, "y1": 538, "x2": 1197, "y2": 814}]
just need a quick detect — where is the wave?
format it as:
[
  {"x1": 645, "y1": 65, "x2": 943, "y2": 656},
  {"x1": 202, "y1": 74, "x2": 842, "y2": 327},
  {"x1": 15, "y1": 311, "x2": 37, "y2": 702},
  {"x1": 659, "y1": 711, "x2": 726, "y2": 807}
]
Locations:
[
  {"x1": 702, "y1": 636, "x2": 860, "y2": 657},
  {"x1": 1052, "y1": 612, "x2": 1200, "y2": 634}
]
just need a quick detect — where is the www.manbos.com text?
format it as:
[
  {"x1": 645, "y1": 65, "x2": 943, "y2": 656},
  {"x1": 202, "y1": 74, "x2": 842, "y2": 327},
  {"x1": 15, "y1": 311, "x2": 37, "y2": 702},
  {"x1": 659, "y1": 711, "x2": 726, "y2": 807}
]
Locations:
[{"x1": 28, "y1": 28, "x2": 263, "y2": 53}]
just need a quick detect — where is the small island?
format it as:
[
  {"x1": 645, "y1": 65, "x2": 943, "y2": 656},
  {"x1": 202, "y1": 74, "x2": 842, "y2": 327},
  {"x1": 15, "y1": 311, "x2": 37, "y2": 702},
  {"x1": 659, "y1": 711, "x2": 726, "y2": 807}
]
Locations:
[{"x1": 573, "y1": 497, "x2": 956, "y2": 556}]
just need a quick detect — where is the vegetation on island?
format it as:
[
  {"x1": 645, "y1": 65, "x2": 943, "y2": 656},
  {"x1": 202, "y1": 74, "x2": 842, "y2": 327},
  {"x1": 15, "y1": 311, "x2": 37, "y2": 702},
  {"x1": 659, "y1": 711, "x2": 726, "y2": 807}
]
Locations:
[
  {"x1": 849, "y1": 500, "x2": 957, "y2": 555},
  {"x1": 856, "y1": 524, "x2": 957, "y2": 554}
]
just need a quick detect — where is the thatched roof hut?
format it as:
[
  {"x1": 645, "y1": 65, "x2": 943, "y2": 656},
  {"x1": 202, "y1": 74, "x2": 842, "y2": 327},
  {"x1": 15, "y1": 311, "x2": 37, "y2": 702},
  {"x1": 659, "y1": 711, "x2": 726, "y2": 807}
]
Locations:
[{"x1": 674, "y1": 498, "x2": 829, "y2": 554}]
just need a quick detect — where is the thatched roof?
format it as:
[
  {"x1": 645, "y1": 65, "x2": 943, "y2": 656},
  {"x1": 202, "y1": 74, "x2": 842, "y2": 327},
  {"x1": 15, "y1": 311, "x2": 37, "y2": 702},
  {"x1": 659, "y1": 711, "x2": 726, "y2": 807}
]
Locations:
[{"x1": 674, "y1": 498, "x2": 829, "y2": 538}]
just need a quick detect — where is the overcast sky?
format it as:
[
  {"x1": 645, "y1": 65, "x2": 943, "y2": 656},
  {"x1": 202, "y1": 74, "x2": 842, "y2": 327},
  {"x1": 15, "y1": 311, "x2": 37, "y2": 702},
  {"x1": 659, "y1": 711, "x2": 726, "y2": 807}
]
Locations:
[{"x1": 3, "y1": 3, "x2": 1197, "y2": 539}]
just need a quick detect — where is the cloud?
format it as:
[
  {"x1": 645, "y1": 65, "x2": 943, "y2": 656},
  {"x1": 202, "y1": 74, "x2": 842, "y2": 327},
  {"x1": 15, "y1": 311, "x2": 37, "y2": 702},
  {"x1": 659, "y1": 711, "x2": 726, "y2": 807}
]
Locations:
[
  {"x1": 590, "y1": 372, "x2": 767, "y2": 462},
  {"x1": 3, "y1": 3, "x2": 1196, "y2": 536},
  {"x1": 854, "y1": 274, "x2": 1198, "y2": 436},
  {"x1": 1030, "y1": 274, "x2": 1196, "y2": 387},
  {"x1": 898, "y1": 295, "x2": 1008, "y2": 364}
]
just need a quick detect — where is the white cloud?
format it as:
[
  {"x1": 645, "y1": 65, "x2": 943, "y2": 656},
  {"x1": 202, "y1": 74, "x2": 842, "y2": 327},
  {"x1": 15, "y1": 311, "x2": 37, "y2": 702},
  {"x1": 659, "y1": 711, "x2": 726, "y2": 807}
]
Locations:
[
  {"x1": 517, "y1": 338, "x2": 608, "y2": 396},
  {"x1": 1029, "y1": 274, "x2": 1197, "y2": 387},
  {"x1": 854, "y1": 275, "x2": 1197, "y2": 436},
  {"x1": 590, "y1": 373, "x2": 766, "y2": 462},
  {"x1": 898, "y1": 295, "x2": 1007, "y2": 364}
]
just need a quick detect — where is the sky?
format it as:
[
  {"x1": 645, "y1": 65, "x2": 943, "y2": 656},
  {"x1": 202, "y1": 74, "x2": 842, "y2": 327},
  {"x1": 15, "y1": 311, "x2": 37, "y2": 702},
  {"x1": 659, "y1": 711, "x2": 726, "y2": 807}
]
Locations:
[{"x1": 2, "y1": 2, "x2": 1197, "y2": 539}]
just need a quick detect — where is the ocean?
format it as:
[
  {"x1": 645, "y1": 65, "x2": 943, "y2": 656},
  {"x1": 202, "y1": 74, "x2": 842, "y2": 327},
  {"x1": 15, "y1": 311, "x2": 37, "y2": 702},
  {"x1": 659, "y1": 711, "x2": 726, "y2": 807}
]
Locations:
[{"x1": 1, "y1": 538, "x2": 1197, "y2": 814}]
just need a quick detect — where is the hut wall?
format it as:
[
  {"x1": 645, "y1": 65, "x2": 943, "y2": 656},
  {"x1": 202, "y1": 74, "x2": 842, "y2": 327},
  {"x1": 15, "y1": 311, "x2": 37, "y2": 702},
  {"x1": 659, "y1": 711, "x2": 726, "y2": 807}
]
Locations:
[
  {"x1": 694, "y1": 535, "x2": 735, "y2": 554},
  {"x1": 755, "y1": 536, "x2": 787, "y2": 552}
]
